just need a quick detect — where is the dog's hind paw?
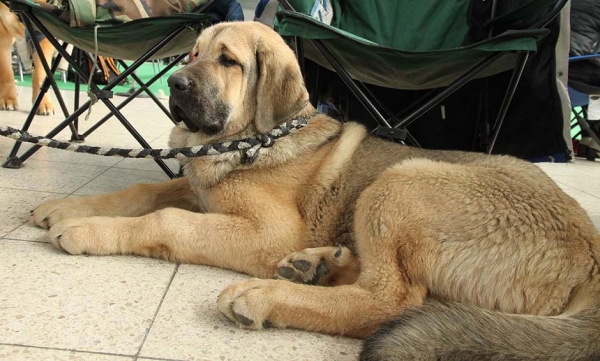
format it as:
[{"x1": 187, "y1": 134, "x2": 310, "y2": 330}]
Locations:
[{"x1": 276, "y1": 246, "x2": 360, "y2": 286}]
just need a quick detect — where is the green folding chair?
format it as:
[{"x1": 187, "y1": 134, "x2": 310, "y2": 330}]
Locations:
[
  {"x1": 2, "y1": 0, "x2": 217, "y2": 178},
  {"x1": 275, "y1": 0, "x2": 568, "y2": 153}
]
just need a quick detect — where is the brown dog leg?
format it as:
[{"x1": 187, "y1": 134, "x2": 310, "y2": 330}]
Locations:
[
  {"x1": 33, "y1": 178, "x2": 198, "y2": 229},
  {"x1": 32, "y1": 37, "x2": 55, "y2": 115},
  {"x1": 43, "y1": 190, "x2": 309, "y2": 279},
  {"x1": 0, "y1": 22, "x2": 19, "y2": 110},
  {"x1": 217, "y1": 175, "x2": 433, "y2": 337},
  {"x1": 275, "y1": 246, "x2": 361, "y2": 286}
]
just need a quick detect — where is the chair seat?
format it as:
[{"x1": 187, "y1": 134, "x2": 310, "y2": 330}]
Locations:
[
  {"x1": 277, "y1": 10, "x2": 547, "y2": 90},
  {"x1": 13, "y1": 0, "x2": 212, "y2": 60}
]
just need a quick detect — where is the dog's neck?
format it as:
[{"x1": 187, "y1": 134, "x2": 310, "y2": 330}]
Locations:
[{"x1": 183, "y1": 110, "x2": 343, "y2": 189}]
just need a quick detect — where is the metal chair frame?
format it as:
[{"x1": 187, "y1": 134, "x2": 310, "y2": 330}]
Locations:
[{"x1": 2, "y1": 0, "x2": 217, "y2": 178}]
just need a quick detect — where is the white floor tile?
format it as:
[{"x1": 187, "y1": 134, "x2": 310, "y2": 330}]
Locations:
[
  {"x1": 29, "y1": 147, "x2": 123, "y2": 168},
  {"x1": 0, "y1": 160, "x2": 109, "y2": 194},
  {"x1": 72, "y1": 168, "x2": 169, "y2": 196},
  {"x1": 0, "y1": 188, "x2": 65, "y2": 238},
  {"x1": 537, "y1": 161, "x2": 600, "y2": 198},
  {"x1": 4, "y1": 221, "x2": 49, "y2": 242},
  {"x1": 0, "y1": 240, "x2": 176, "y2": 355},
  {"x1": 139, "y1": 265, "x2": 361, "y2": 361},
  {"x1": 0, "y1": 345, "x2": 132, "y2": 361}
]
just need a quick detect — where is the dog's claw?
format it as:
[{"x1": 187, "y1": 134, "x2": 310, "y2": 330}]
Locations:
[{"x1": 234, "y1": 312, "x2": 255, "y2": 327}]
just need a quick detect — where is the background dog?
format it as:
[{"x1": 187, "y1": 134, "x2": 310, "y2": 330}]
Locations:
[
  {"x1": 31, "y1": 22, "x2": 600, "y2": 360},
  {"x1": 0, "y1": 1, "x2": 54, "y2": 114}
]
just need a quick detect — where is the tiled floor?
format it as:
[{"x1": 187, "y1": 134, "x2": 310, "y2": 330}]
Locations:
[
  {"x1": 0, "y1": 87, "x2": 362, "y2": 361},
  {"x1": 1, "y1": 83, "x2": 599, "y2": 361}
]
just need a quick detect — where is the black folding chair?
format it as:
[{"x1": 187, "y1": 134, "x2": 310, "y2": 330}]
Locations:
[
  {"x1": 2, "y1": 0, "x2": 217, "y2": 178},
  {"x1": 275, "y1": 0, "x2": 568, "y2": 154}
]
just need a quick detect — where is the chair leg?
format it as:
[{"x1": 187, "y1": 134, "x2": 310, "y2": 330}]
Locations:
[
  {"x1": 393, "y1": 52, "x2": 505, "y2": 132},
  {"x1": 295, "y1": 37, "x2": 305, "y2": 77},
  {"x1": 574, "y1": 113, "x2": 600, "y2": 148},
  {"x1": 309, "y1": 39, "x2": 392, "y2": 129},
  {"x1": 4, "y1": 101, "x2": 94, "y2": 168},
  {"x1": 83, "y1": 54, "x2": 186, "y2": 137},
  {"x1": 22, "y1": 16, "x2": 76, "y2": 129},
  {"x1": 72, "y1": 48, "x2": 83, "y2": 141},
  {"x1": 116, "y1": 59, "x2": 174, "y2": 121},
  {"x1": 309, "y1": 62, "x2": 320, "y2": 107},
  {"x1": 4, "y1": 9, "x2": 186, "y2": 178},
  {"x1": 351, "y1": 81, "x2": 423, "y2": 145},
  {"x1": 2, "y1": 43, "x2": 76, "y2": 169},
  {"x1": 486, "y1": 51, "x2": 529, "y2": 154}
]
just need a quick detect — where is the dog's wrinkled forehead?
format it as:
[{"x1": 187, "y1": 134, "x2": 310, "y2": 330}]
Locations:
[
  {"x1": 193, "y1": 23, "x2": 257, "y2": 63},
  {"x1": 191, "y1": 22, "x2": 295, "y2": 65}
]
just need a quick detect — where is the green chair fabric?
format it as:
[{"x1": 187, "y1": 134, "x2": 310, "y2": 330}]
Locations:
[
  {"x1": 12, "y1": 0, "x2": 212, "y2": 60},
  {"x1": 60, "y1": 0, "x2": 209, "y2": 28},
  {"x1": 276, "y1": 0, "x2": 551, "y2": 90}
]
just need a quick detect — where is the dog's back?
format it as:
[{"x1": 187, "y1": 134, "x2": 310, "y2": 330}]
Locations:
[
  {"x1": 352, "y1": 136, "x2": 600, "y2": 360},
  {"x1": 300, "y1": 129, "x2": 600, "y2": 360}
]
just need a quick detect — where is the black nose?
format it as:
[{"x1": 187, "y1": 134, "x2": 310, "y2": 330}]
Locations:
[{"x1": 168, "y1": 73, "x2": 191, "y2": 91}]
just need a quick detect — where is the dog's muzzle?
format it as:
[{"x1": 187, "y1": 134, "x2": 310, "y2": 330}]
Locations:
[{"x1": 168, "y1": 73, "x2": 201, "y2": 132}]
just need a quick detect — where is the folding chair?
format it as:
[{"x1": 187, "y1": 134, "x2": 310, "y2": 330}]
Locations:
[
  {"x1": 568, "y1": 53, "x2": 600, "y2": 161},
  {"x1": 275, "y1": 0, "x2": 568, "y2": 154},
  {"x1": 2, "y1": 0, "x2": 217, "y2": 178}
]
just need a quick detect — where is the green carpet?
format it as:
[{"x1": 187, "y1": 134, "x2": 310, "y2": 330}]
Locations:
[{"x1": 15, "y1": 61, "x2": 179, "y2": 97}]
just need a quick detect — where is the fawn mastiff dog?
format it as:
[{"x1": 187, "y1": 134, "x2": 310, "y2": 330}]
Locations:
[
  {"x1": 0, "y1": 1, "x2": 55, "y2": 114},
  {"x1": 32, "y1": 22, "x2": 600, "y2": 360}
]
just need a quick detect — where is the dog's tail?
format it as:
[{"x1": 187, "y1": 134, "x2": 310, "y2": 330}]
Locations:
[
  {"x1": 0, "y1": 3, "x2": 25, "y2": 39},
  {"x1": 360, "y1": 300, "x2": 600, "y2": 361}
]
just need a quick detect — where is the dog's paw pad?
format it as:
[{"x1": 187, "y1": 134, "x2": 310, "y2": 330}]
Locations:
[{"x1": 276, "y1": 246, "x2": 356, "y2": 286}]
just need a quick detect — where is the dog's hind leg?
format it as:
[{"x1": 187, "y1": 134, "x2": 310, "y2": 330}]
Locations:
[
  {"x1": 217, "y1": 169, "x2": 435, "y2": 337},
  {"x1": 275, "y1": 246, "x2": 361, "y2": 286}
]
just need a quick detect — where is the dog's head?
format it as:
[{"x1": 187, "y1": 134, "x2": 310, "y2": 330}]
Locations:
[{"x1": 167, "y1": 22, "x2": 309, "y2": 146}]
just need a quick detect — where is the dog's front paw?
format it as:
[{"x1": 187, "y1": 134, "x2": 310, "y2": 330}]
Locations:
[
  {"x1": 33, "y1": 198, "x2": 100, "y2": 229},
  {"x1": 48, "y1": 217, "x2": 124, "y2": 255},
  {"x1": 37, "y1": 96, "x2": 55, "y2": 116},
  {"x1": 0, "y1": 82, "x2": 19, "y2": 111},
  {"x1": 217, "y1": 279, "x2": 280, "y2": 330}
]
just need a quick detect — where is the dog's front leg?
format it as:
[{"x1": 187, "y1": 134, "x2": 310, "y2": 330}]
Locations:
[
  {"x1": 31, "y1": 38, "x2": 55, "y2": 115},
  {"x1": 33, "y1": 178, "x2": 198, "y2": 229},
  {"x1": 47, "y1": 207, "x2": 305, "y2": 278},
  {"x1": 0, "y1": 31, "x2": 19, "y2": 110}
]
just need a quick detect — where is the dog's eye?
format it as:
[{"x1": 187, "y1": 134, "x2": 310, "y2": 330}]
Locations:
[{"x1": 219, "y1": 54, "x2": 239, "y2": 68}]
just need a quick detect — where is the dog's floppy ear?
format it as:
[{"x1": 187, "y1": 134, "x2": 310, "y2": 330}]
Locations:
[{"x1": 253, "y1": 42, "x2": 309, "y2": 134}]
